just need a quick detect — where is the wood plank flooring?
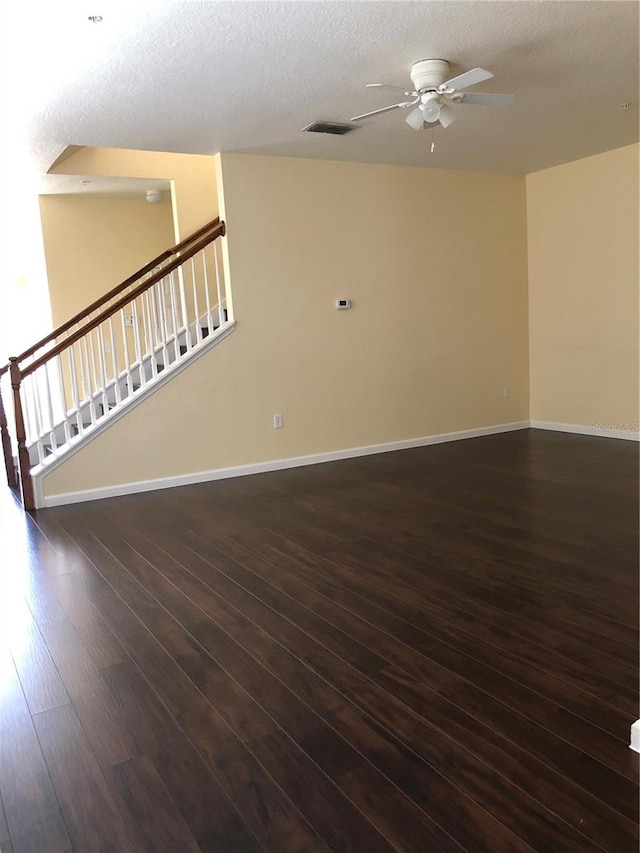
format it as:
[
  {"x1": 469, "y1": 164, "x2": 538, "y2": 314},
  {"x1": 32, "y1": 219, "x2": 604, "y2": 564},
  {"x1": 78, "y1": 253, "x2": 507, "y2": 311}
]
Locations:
[{"x1": 0, "y1": 428, "x2": 638, "y2": 851}]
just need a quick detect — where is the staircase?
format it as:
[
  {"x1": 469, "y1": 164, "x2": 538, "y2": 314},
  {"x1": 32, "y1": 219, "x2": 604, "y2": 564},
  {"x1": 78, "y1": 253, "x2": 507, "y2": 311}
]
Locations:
[{"x1": 0, "y1": 217, "x2": 231, "y2": 510}]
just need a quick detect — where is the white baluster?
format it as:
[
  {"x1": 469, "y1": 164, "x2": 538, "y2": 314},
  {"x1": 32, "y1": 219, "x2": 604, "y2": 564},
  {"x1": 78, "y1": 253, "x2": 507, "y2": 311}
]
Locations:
[
  {"x1": 168, "y1": 271, "x2": 180, "y2": 360},
  {"x1": 35, "y1": 423, "x2": 45, "y2": 465},
  {"x1": 150, "y1": 282, "x2": 161, "y2": 350},
  {"x1": 202, "y1": 246, "x2": 212, "y2": 334},
  {"x1": 80, "y1": 338, "x2": 90, "y2": 401},
  {"x1": 213, "y1": 239, "x2": 225, "y2": 328},
  {"x1": 22, "y1": 374, "x2": 36, "y2": 447},
  {"x1": 120, "y1": 308, "x2": 133, "y2": 397},
  {"x1": 108, "y1": 317, "x2": 122, "y2": 405},
  {"x1": 191, "y1": 257, "x2": 201, "y2": 346},
  {"x1": 131, "y1": 299, "x2": 145, "y2": 388},
  {"x1": 87, "y1": 329, "x2": 99, "y2": 396},
  {"x1": 143, "y1": 290, "x2": 154, "y2": 363},
  {"x1": 178, "y1": 265, "x2": 189, "y2": 348},
  {"x1": 156, "y1": 279, "x2": 170, "y2": 369},
  {"x1": 30, "y1": 372, "x2": 44, "y2": 443},
  {"x1": 42, "y1": 363, "x2": 57, "y2": 455},
  {"x1": 56, "y1": 356, "x2": 72, "y2": 444},
  {"x1": 81, "y1": 338, "x2": 97, "y2": 424},
  {"x1": 97, "y1": 325, "x2": 110, "y2": 417},
  {"x1": 68, "y1": 346, "x2": 83, "y2": 435},
  {"x1": 144, "y1": 289, "x2": 158, "y2": 375},
  {"x1": 23, "y1": 374, "x2": 44, "y2": 464},
  {"x1": 159, "y1": 278, "x2": 169, "y2": 339}
]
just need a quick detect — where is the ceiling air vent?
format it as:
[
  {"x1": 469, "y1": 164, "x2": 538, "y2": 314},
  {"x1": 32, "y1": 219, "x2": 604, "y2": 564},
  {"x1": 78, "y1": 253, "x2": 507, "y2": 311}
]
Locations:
[{"x1": 301, "y1": 121, "x2": 359, "y2": 136}]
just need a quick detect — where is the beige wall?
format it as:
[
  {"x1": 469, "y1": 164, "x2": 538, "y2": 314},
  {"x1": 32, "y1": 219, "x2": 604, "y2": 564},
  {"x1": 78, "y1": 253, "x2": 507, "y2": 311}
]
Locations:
[
  {"x1": 42, "y1": 154, "x2": 529, "y2": 499},
  {"x1": 49, "y1": 147, "x2": 218, "y2": 239},
  {"x1": 527, "y1": 144, "x2": 639, "y2": 428},
  {"x1": 39, "y1": 194, "x2": 175, "y2": 326}
]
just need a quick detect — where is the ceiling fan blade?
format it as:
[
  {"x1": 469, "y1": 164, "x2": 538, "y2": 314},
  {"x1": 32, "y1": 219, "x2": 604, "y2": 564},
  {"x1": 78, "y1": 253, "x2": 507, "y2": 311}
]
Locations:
[
  {"x1": 460, "y1": 92, "x2": 515, "y2": 106},
  {"x1": 439, "y1": 67, "x2": 493, "y2": 92},
  {"x1": 366, "y1": 83, "x2": 418, "y2": 96},
  {"x1": 351, "y1": 101, "x2": 416, "y2": 121},
  {"x1": 438, "y1": 103, "x2": 456, "y2": 128}
]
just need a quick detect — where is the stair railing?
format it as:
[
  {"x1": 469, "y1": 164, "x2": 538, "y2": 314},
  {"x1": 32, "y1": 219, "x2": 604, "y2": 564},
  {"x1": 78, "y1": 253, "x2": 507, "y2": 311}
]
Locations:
[
  {"x1": 2, "y1": 218, "x2": 228, "y2": 509},
  {"x1": 0, "y1": 216, "x2": 221, "y2": 489}
]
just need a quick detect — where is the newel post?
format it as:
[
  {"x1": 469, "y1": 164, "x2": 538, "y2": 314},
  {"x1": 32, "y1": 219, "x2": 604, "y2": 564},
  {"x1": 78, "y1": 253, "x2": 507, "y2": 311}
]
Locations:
[
  {"x1": 9, "y1": 358, "x2": 35, "y2": 511},
  {"x1": 0, "y1": 370, "x2": 17, "y2": 487}
]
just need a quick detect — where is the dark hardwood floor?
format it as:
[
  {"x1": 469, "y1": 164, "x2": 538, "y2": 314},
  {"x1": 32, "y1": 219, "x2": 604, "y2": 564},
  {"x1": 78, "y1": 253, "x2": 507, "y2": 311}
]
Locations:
[{"x1": 0, "y1": 428, "x2": 638, "y2": 852}]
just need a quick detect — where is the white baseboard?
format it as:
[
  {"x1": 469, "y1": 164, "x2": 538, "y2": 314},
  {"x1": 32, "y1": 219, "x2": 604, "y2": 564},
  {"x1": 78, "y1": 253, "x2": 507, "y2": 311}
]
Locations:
[
  {"x1": 38, "y1": 420, "x2": 529, "y2": 508},
  {"x1": 530, "y1": 420, "x2": 639, "y2": 442},
  {"x1": 631, "y1": 720, "x2": 640, "y2": 753}
]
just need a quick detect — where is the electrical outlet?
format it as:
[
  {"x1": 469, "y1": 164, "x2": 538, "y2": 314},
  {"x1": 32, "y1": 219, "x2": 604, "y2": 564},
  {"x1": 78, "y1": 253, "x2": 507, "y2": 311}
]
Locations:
[
  {"x1": 124, "y1": 315, "x2": 135, "y2": 327},
  {"x1": 503, "y1": 386, "x2": 511, "y2": 398},
  {"x1": 273, "y1": 413, "x2": 283, "y2": 429}
]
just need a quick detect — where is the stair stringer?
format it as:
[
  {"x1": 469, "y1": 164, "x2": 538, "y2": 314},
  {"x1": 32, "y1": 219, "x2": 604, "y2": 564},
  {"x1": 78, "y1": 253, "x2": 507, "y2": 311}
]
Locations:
[{"x1": 30, "y1": 321, "x2": 236, "y2": 509}]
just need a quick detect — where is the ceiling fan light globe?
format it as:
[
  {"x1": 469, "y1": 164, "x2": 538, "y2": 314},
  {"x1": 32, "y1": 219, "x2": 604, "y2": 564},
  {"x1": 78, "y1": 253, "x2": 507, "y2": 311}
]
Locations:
[
  {"x1": 405, "y1": 108, "x2": 425, "y2": 130},
  {"x1": 422, "y1": 103, "x2": 440, "y2": 122},
  {"x1": 438, "y1": 103, "x2": 456, "y2": 128},
  {"x1": 420, "y1": 91, "x2": 441, "y2": 123}
]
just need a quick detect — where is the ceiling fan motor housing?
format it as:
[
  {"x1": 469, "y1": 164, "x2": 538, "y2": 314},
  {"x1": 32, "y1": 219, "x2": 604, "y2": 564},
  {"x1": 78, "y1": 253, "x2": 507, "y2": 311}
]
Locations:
[{"x1": 410, "y1": 59, "x2": 450, "y2": 91}]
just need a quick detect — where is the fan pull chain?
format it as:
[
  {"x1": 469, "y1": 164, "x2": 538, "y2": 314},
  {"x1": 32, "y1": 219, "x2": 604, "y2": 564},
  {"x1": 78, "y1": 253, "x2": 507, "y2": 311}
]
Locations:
[{"x1": 430, "y1": 127, "x2": 435, "y2": 153}]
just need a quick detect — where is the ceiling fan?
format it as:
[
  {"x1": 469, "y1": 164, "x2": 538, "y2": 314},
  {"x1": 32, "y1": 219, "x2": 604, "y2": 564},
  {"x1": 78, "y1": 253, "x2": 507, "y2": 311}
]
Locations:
[{"x1": 351, "y1": 59, "x2": 515, "y2": 130}]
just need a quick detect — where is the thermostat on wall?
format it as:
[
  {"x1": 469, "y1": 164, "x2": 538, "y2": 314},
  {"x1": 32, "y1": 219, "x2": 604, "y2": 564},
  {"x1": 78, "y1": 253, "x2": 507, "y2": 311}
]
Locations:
[{"x1": 336, "y1": 298, "x2": 352, "y2": 310}]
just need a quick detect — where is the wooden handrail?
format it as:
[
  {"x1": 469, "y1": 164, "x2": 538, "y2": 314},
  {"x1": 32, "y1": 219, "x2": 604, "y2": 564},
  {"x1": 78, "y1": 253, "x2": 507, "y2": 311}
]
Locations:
[
  {"x1": 171, "y1": 217, "x2": 221, "y2": 254},
  {"x1": 22, "y1": 221, "x2": 226, "y2": 379},
  {"x1": 11, "y1": 217, "x2": 220, "y2": 366}
]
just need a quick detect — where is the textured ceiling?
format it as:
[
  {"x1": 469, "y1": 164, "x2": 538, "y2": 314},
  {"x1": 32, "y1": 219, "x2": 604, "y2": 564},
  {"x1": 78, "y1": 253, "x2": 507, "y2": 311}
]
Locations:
[{"x1": 1, "y1": 0, "x2": 638, "y2": 183}]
